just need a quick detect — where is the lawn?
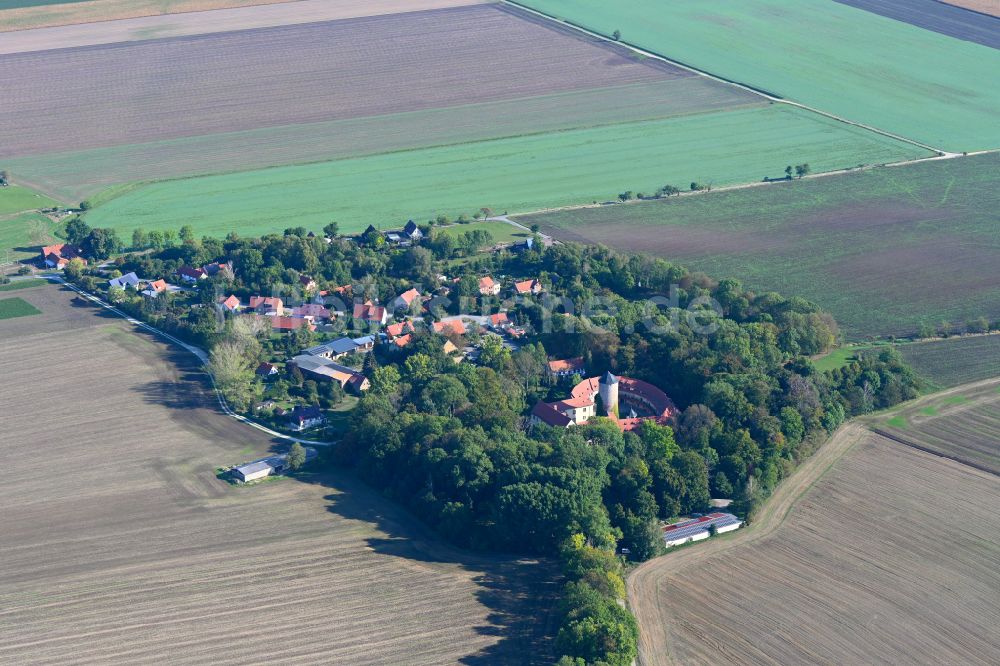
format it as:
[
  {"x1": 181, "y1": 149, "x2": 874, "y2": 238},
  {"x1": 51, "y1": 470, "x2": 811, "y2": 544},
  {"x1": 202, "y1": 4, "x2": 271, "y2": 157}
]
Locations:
[
  {"x1": 0, "y1": 185, "x2": 58, "y2": 215},
  {"x1": 523, "y1": 153, "x2": 1000, "y2": 340},
  {"x1": 517, "y1": 0, "x2": 1000, "y2": 151},
  {"x1": 0, "y1": 211, "x2": 57, "y2": 261},
  {"x1": 83, "y1": 104, "x2": 925, "y2": 238},
  {"x1": 0, "y1": 280, "x2": 43, "y2": 292},
  {"x1": 435, "y1": 221, "x2": 528, "y2": 246},
  {"x1": 0, "y1": 296, "x2": 41, "y2": 319}
]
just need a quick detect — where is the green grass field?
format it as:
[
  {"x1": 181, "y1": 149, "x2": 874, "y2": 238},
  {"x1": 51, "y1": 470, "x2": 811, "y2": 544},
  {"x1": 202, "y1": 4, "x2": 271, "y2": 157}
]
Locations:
[
  {"x1": 0, "y1": 296, "x2": 41, "y2": 319},
  {"x1": 0, "y1": 185, "x2": 58, "y2": 215},
  {"x1": 523, "y1": 153, "x2": 1000, "y2": 340},
  {"x1": 517, "y1": 0, "x2": 1000, "y2": 151},
  {"x1": 4, "y1": 80, "x2": 762, "y2": 203},
  {"x1": 0, "y1": 211, "x2": 57, "y2": 262},
  {"x1": 0, "y1": 280, "x2": 43, "y2": 292},
  {"x1": 83, "y1": 104, "x2": 924, "y2": 239},
  {"x1": 897, "y1": 335, "x2": 1000, "y2": 389},
  {"x1": 435, "y1": 221, "x2": 528, "y2": 246}
]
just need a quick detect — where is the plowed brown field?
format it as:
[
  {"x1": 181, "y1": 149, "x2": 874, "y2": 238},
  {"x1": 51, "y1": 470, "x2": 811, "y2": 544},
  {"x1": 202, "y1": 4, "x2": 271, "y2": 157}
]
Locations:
[
  {"x1": 628, "y1": 421, "x2": 1000, "y2": 665},
  {"x1": 0, "y1": 284, "x2": 553, "y2": 664}
]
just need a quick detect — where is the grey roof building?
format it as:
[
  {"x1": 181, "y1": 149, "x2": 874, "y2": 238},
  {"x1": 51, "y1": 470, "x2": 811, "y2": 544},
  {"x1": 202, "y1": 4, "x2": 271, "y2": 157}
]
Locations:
[{"x1": 108, "y1": 272, "x2": 141, "y2": 289}]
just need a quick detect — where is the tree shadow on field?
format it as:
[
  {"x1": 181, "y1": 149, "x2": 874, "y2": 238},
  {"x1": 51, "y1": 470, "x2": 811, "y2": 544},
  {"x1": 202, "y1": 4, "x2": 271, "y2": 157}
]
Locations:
[{"x1": 294, "y1": 470, "x2": 560, "y2": 665}]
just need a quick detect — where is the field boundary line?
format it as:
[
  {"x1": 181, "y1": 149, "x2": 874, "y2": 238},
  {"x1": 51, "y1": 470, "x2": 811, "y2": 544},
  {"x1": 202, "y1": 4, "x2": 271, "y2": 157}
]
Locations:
[
  {"x1": 501, "y1": 0, "x2": 955, "y2": 157},
  {"x1": 23, "y1": 275, "x2": 335, "y2": 447},
  {"x1": 870, "y1": 427, "x2": 999, "y2": 477}
]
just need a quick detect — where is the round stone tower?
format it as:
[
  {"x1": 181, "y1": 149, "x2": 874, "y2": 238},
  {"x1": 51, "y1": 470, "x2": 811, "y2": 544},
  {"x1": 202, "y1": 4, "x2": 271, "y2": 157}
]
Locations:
[{"x1": 598, "y1": 371, "x2": 619, "y2": 416}]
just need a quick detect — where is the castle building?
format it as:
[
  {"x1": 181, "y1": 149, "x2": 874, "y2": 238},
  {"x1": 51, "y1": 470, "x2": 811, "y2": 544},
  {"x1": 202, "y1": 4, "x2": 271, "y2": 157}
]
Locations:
[{"x1": 531, "y1": 371, "x2": 674, "y2": 432}]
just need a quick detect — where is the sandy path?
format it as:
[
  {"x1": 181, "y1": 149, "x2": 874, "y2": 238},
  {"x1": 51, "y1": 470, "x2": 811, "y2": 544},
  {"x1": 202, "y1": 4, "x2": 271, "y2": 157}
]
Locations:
[{"x1": 0, "y1": 0, "x2": 489, "y2": 53}]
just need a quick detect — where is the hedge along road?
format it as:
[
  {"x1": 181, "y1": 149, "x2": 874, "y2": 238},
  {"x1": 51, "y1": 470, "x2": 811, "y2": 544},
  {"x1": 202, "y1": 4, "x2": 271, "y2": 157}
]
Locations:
[{"x1": 25, "y1": 275, "x2": 334, "y2": 447}]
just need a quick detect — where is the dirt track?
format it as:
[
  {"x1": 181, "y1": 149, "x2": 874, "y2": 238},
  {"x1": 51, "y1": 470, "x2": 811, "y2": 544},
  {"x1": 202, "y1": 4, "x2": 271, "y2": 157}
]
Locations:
[
  {"x1": 0, "y1": 0, "x2": 490, "y2": 52},
  {"x1": 0, "y1": 285, "x2": 554, "y2": 664}
]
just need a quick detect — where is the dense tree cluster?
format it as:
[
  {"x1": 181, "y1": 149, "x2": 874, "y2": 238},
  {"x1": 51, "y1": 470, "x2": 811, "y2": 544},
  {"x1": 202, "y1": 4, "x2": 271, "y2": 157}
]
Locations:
[{"x1": 64, "y1": 224, "x2": 922, "y2": 665}]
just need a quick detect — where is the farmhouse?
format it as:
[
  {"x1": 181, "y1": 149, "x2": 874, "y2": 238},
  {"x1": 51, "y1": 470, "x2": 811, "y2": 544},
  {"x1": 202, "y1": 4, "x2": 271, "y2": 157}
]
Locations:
[
  {"x1": 662, "y1": 512, "x2": 743, "y2": 548},
  {"x1": 270, "y1": 316, "x2": 315, "y2": 332},
  {"x1": 201, "y1": 261, "x2": 232, "y2": 278},
  {"x1": 479, "y1": 276, "x2": 500, "y2": 296},
  {"x1": 352, "y1": 301, "x2": 388, "y2": 325},
  {"x1": 386, "y1": 320, "x2": 415, "y2": 339},
  {"x1": 140, "y1": 279, "x2": 180, "y2": 299},
  {"x1": 299, "y1": 274, "x2": 318, "y2": 293},
  {"x1": 108, "y1": 272, "x2": 141, "y2": 289},
  {"x1": 487, "y1": 312, "x2": 511, "y2": 330},
  {"x1": 249, "y1": 296, "x2": 283, "y2": 315},
  {"x1": 40, "y1": 243, "x2": 83, "y2": 269},
  {"x1": 290, "y1": 355, "x2": 370, "y2": 392},
  {"x1": 288, "y1": 405, "x2": 324, "y2": 431},
  {"x1": 402, "y1": 220, "x2": 423, "y2": 241},
  {"x1": 391, "y1": 288, "x2": 421, "y2": 312},
  {"x1": 218, "y1": 294, "x2": 241, "y2": 312},
  {"x1": 176, "y1": 266, "x2": 206, "y2": 283},
  {"x1": 531, "y1": 371, "x2": 675, "y2": 432},
  {"x1": 291, "y1": 303, "x2": 332, "y2": 321},
  {"x1": 513, "y1": 278, "x2": 543, "y2": 295}
]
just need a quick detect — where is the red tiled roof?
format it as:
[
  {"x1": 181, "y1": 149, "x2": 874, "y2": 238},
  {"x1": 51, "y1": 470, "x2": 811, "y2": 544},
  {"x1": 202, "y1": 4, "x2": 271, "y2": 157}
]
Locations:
[
  {"x1": 249, "y1": 296, "x2": 283, "y2": 311},
  {"x1": 513, "y1": 279, "x2": 542, "y2": 294},
  {"x1": 397, "y1": 288, "x2": 420, "y2": 306},
  {"x1": 353, "y1": 301, "x2": 386, "y2": 322},
  {"x1": 271, "y1": 316, "x2": 313, "y2": 331},
  {"x1": 531, "y1": 402, "x2": 573, "y2": 427},
  {"x1": 386, "y1": 321, "x2": 414, "y2": 337},
  {"x1": 219, "y1": 294, "x2": 240, "y2": 310},
  {"x1": 433, "y1": 319, "x2": 467, "y2": 336},
  {"x1": 488, "y1": 312, "x2": 509, "y2": 327},
  {"x1": 393, "y1": 333, "x2": 413, "y2": 348}
]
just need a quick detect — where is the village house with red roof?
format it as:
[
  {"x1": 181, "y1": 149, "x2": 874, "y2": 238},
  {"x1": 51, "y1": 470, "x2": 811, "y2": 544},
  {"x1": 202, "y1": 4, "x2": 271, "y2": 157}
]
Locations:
[
  {"x1": 40, "y1": 243, "x2": 83, "y2": 269},
  {"x1": 513, "y1": 278, "x2": 543, "y2": 295},
  {"x1": 353, "y1": 301, "x2": 388, "y2": 326},
  {"x1": 478, "y1": 276, "x2": 500, "y2": 296}
]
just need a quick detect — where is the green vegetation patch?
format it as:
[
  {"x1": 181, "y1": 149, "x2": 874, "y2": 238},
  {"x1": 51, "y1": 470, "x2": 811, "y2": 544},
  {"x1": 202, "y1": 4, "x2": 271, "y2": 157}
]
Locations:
[
  {"x1": 83, "y1": 104, "x2": 923, "y2": 238},
  {"x1": 898, "y1": 335, "x2": 1000, "y2": 389},
  {"x1": 435, "y1": 221, "x2": 529, "y2": 246},
  {"x1": 0, "y1": 280, "x2": 43, "y2": 292},
  {"x1": 523, "y1": 153, "x2": 1000, "y2": 340},
  {"x1": 518, "y1": 0, "x2": 1000, "y2": 151},
  {"x1": 0, "y1": 185, "x2": 58, "y2": 215},
  {"x1": 0, "y1": 0, "x2": 90, "y2": 8},
  {"x1": 0, "y1": 211, "x2": 57, "y2": 261},
  {"x1": 886, "y1": 415, "x2": 908, "y2": 429},
  {"x1": 0, "y1": 296, "x2": 41, "y2": 320}
]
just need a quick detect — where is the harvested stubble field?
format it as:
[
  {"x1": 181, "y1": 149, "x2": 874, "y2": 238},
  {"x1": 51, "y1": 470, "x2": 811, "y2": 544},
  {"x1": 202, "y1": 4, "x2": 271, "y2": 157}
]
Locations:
[
  {"x1": 0, "y1": 4, "x2": 683, "y2": 158},
  {"x1": 946, "y1": 0, "x2": 1000, "y2": 17},
  {"x1": 897, "y1": 334, "x2": 1000, "y2": 389},
  {"x1": 876, "y1": 378, "x2": 1000, "y2": 474},
  {"x1": 833, "y1": 0, "x2": 1000, "y2": 49},
  {"x1": 629, "y1": 429, "x2": 1000, "y2": 665},
  {"x1": 82, "y1": 105, "x2": 924, "y2": 239},
  {"x1": 524, "y1": 153, "x2": 1000, "y2": 339},
  {"x1": 518, "y1": 0, "x2": 1000, "y2": 151},
  {"x1": 0, "y1": 284, "x2": 553, "y2": 664}
]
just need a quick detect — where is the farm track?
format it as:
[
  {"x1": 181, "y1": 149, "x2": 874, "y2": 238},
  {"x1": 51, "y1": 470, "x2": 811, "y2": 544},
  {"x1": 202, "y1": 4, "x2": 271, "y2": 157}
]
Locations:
[{"x1": 0, "y1": 283, "x2": 555, "y2": 664}]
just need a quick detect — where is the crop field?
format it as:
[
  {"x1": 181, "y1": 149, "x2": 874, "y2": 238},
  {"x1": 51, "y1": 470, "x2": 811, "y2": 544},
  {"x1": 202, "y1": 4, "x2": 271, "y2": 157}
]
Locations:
[
  {"x1": 81, "y1": 105, "x2": 924, "y2": 239},
  {"x1": 6, "y1": 78, "x2": 761, "y2": 202},
  {"x1": 0, "y1": 5, "x2": 683, "y2": 158},
  {"x1": 876, "y1": 378, "x2": 1000, "y2": 473},
  {"x1": 0, "y1": 185, "x2": 57, "y2": 215},
  {"x1": 524, "y1": 153, "x2": 1000, "y2": 339},
  {"x1": 833, "y1": 0, "x2": 1000, "y2": 49},
  {"x1": 897, "y1": 335, "x2": 1000, "y2": 389},
  {"x1": 0, "y1": 296, "x2": 40, "y2": 319},
  {"x1": 630, "y1": 430, "x2": 1000, "y2": 665},
  {"x1": 518, "y1": 0, "x2": 1000, "y2": 151},
  {"x1": 0, "y1": 284, "x2": 553, "y2": 664}
]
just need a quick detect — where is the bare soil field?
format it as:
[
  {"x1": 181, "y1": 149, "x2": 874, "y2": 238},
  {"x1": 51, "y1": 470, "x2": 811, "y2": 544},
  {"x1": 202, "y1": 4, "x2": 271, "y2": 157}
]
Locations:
[
  {"x1": 0, "y1": 0, "x2": 294, "y2": 31},
  {"x1": 875, "y1": 377, "x2": 1000, "y2": 474},
  {"x1": 834, "y1": 0, "x2": 1000, "y2": 49},
  {"x1": 0, "y1": 284, "x2": 554, "y2": 664},
  {"x1": 629, "y1": 428, "x2": 1000, "y2": 665},
  {"x1": 0, "y1": 0, "x2": 490, "y2": 52},
  {"x1": 942, "y1": 0, "x2": 1000, "y2": 18},
  {"x1": 0, "y1": 4, "x2": 686, "y2": 158}
]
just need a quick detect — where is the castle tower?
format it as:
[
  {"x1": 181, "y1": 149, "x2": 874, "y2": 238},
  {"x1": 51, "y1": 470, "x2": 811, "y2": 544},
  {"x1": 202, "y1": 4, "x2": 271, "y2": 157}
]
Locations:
[{"x1": 598, "y1": 371, "x2": 619, "y2": 416}]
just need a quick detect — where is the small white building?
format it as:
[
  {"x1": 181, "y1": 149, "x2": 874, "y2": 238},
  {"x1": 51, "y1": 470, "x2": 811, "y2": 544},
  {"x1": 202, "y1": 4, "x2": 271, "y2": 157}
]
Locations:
[
  {"x1": 231, "y1": 448, "x2": 318, "y2": 483},
  {"x1": 662, "y1": 512, "x2": 743, "y2": 548}
]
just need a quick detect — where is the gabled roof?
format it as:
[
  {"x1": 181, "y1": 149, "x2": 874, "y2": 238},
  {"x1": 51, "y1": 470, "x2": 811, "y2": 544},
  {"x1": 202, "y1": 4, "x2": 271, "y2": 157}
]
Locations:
[
  {"x1": 386, "y1": 320, "x2": 415, "y2": 337},
  {"x1": 219, "y1": 294, "x2": 241, "y2": 310},
  {"x1": 353, "y1": 301, "x2": 386, "y2": 322},
  {"x1": 393, "y1": 333, "x2": 413, "y2": 348},
  {"x1": 479, "y1": 276, "x2": 497, "y2": 291},
  {"x1": 532, "y1": 402, "x2": 573, "y2": 427},
  {"x1": 488, "y1": 312, "x2": 509, "y2": 327},
  {"x1": 442, "y1": 340, "x2": 459, "y2": 355},
  {"x1": 513, "y1": 278, "x2": 542, "y2": 294},
  {"x1": 176, "y1": 266, "x2": 206, "y2": 279},
  {"x1": 249, "y1": 296, "x2": 283, "y2": 310},
  {"x1": 396, "y1": 288, "x2": 421, "y2": 306},
  {"x1": 148, "y1": 279, "x2": 168, "y2": 292},
  {"x1": 108, "y1": 272, "x2": 140, "y2": 288},
  {"x1": 271, "y1": 316, "x2": 313, "y2": 331},
  {"x1": 290, "y1": 405, "x2": 323, "y2": 423},
  {"x1": 256, "y1": 362, "x2": 277, "y2": 375}
]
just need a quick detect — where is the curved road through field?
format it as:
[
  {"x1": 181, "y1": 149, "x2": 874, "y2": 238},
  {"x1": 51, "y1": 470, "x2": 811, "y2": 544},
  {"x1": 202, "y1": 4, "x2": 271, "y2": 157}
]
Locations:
[{"x1": 626, "y1": 421, "x2": 870, "y2": 666}]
